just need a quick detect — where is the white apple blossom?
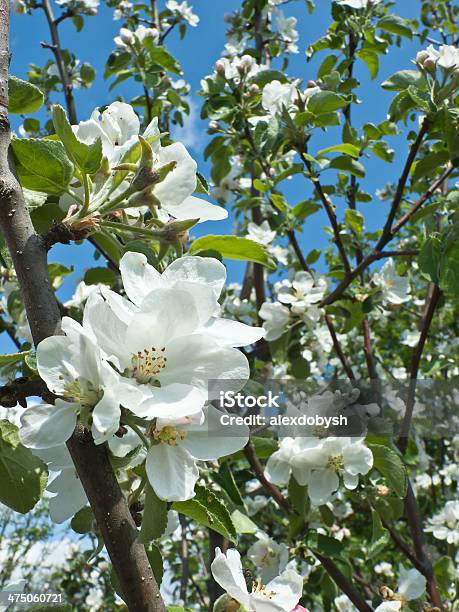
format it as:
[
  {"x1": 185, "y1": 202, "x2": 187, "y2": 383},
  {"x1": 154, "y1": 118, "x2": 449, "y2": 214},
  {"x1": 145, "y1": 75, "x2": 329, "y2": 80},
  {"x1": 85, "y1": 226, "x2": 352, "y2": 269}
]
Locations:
[
  {"x1": 338, "y1": 0, "x2": 382, "y2": 8},
  {"x1": 246, "y1": 220, "x2": 276, "y2": 245},
  {"x1": 275, "y1": 9, "x2": 299, "y2": 54},
  {"x1": 426, "y1": 500, "x2": 459, "y2": 545},
  {"x1": 248, "y1": 531, "x2": 289, "y2": 583},
  {"x1": 259, "y1": 302, "x2": 290, "y2": 341},
  {"x1": 374, "y1": 566, "x2": 426, "y2": 611},
  {"x1": 373, "y1": 260, "x2": 410, "y2": 305},
  {"x1": 262, "y1": 81, "x2": 297, "y2": 115},
  {"x1": 401, "y1": 330, "x2": 421, "y2": 347},
  {"x1": 166, "y1": 0, "x2": 199, "y2": 27},
  {"x1": 425, "y1": 44, "x2": 459, "y2": 71},
  {"x1": 113, "y1": 0, "x2": 133, "y2": 19},
  {"x1": 145, "y1": 405, "x2": 249, "y2": 500},
  {"x1": 375, "y1": 562, "x2": 395, "y2": 578},
  {"x1": 114, "y1": 25, "x2": 159, "y2": 48},
  {"x1": 56, "y1": 0, "x2": 99, "y2": 14},
  {"x1": 211, "y1": 547, "x2": 304, "y2": 611},
  {"x1": 78, "y1": 253, "x2": 263, "y2": 422},
  {"x1": 266, "y1": 436, "x2": 373, "y2": 506},
  {"x1": 277, "y1": 271, "x2": 327, "y2": 316},
  {"x1": 20, "y1": 318, "x2": 130, "y2": 446},
  {"x1": 68, "y1": 103, "x2": 227, "y2": 223}
]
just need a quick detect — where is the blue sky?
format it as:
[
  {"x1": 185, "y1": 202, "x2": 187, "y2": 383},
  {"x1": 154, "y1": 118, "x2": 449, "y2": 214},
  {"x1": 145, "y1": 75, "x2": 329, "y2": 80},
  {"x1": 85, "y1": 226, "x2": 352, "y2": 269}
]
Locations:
[{"x1": 7, "y1": 0, "x2": 422, "y2": 332}]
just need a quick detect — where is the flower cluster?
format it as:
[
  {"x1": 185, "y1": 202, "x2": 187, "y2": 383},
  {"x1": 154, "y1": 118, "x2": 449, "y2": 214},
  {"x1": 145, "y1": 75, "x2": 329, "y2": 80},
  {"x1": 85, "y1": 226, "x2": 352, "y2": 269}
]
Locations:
[{"x1": 20, "y1": 253, "x2": 265, "y2": 515}]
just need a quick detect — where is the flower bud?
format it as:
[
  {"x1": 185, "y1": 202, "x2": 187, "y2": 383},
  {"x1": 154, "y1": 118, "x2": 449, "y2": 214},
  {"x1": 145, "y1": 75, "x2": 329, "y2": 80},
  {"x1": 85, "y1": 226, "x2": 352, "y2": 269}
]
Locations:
[
  {"x1": 307, "y1": 80, "x2": 317, "y2": 88},
  {"x1": 215, "y1": 60, "x2": 226, "y2": 74},
  {"x1": 131, "y1": 161, "x2": 177, "y2": 192},
  {"x1": 268, "y1": 167, "x2": 276, "y2": 178},
  {"x1": 119, "y1": 27, "x2": 134, "y2": 45},
  {"x1": 249, "y1": 83, "x2": 260, "y2": 94},
  {"x1": 239, "y1": 54, "x2": 254, "y2": 72},
  {"x1": 208, "y1": 120, "x2": 219, "y2": 132}
]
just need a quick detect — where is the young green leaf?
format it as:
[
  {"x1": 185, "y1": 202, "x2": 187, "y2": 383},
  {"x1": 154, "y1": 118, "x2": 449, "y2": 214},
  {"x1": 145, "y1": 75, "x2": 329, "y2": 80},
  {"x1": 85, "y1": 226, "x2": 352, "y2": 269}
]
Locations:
[
  {"x1": 8, "y1": 76, "x2": 44, "y2": 114},
  {"x1": 190, "y1": 236, "x2": 275, "y2": 269}
]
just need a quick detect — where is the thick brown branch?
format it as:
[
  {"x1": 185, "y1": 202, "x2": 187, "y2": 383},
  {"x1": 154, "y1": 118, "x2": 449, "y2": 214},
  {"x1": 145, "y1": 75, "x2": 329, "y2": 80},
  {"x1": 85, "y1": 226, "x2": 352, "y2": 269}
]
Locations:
[{"x1": 0, "y1": 9, "x2": 164, "y2": 610}]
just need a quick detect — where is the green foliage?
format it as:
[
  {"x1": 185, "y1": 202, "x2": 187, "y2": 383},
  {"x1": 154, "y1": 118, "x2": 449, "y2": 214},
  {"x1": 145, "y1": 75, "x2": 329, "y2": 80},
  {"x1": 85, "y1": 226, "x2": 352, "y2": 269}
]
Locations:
[
  {"x1": 52, "y1": 105, "x2": 103, "y2": 174},
  {"x1": 139, "y1": 484, "x2": 168, "y2": 543},
  {"x1": 8, "y1": 76, "x2": 44, "y2": 114},
  {"x1": 172, "y1": 485, "x2": 237, "y2": 543},
  {"x1": 190, "y1": 236, "x2": 275, "y2": 269},
  {"x1": 12, "y1": 138, "x2": 74, "y2": 194},
  {"x1": 0, "y1": 420, "x2": 48, "y2": 513},
  {"x1": 369, "y1": 443, "x2": 408, "y2": 498}
]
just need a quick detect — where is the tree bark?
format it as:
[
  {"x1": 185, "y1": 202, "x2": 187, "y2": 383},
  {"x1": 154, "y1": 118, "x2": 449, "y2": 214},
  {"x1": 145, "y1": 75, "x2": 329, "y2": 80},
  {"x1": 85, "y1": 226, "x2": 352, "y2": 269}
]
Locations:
[{"x1": 0, "y1": 5, "x2": 165, "y2": 610}]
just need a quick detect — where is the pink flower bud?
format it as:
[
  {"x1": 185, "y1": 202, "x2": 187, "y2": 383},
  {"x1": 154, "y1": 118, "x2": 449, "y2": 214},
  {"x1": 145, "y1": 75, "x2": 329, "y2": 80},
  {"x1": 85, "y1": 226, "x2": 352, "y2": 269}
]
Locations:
[
  {"x1": 249, "y1": 83, "x2": 260, "y2": 94},
  {"x1": 215, "y1": 60, "x2": 226, "y2": 74},
  {"x1": 119, "y1": 27, "x2": 134, "y2": 44},
  {"x1": 306, "y1": 80, "x2": 317, "y2": 88}
]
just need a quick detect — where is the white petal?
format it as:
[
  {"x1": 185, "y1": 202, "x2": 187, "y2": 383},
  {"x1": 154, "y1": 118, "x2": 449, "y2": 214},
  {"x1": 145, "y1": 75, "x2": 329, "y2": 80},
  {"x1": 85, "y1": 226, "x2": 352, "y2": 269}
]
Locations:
[
  {"x1": 165, "y1": 195, "x2": 228, "y2": 223},
  {"x1": 145, "y1": 444, "x2": 199, "y2": 501},
  {"x1": 33, "y1": 444, "x2": 74, "y2": 471},
  {"x1": 119, "y1": 251, "x2": 162, "y2": 306},
  {"x1": 265, "y1": 447, "x2": 292, "y2": 485},
  {"x1": 342, "y1": 443, "x2": 373, "y2": 476},
  {"x1": 140, "y1": 281, "x2": 217, "y2": 326},
  {"x1": 398, "y1": 567, "x2": 426, "y2": 600},
  {"x1": 91, "y1": 393, "x2": 121, "y2": 445},
  {"x1": 20, "y1": 400, "x2": 78, "y2": 449},
  {"x1": 36, "y1": 336, "x2": 79, "y2": 394},
  {"x1": 210, "y1": 548, "x2": 250, "y2": 607},
  {"x1": 179, "y1": 405, "x2": 249, "y2": 460},
  {"x1": 262, "y1": 569, "x2": 303, "y2": 610},
  {"x1": 100, "y1": 285, "x2": 137, "y2": 324},
  {"x1": 134, "y1": 383, "x2": 206, "y2": 420},
  {"x1": 154, "y1": 142, "x2": 197, "y2": 209},
  {"x1": 200, "y1": 317, "x2": 265, "y2": 347},
  {"x1": 160, "y1": 335, "x2": 249, "y2": 392},
  {"x1": 163, "y1": 255, "x2": 226, "y2": 300},
  {"x1": 47, "y1": 468, "x2": 87, "y2": 524},
  {"x1": 83, "y1": 296, "x2": 128, "y2": 369},
  {"x1": 126, "y1": 288, "x2": 201, "y2": 352},
  {"x1": 308, "y1": 468, "x2": 339, "y2": 505}
]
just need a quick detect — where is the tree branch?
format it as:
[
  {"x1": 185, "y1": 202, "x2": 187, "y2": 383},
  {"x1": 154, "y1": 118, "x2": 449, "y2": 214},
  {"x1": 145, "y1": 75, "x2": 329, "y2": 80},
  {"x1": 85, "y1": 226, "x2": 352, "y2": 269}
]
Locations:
[
  {"x1": 0, "y1": 9, "x2": 164, "y2": 610},
  {"x1": 324, "y1": 314, "x2": 356, "y2": 380}
]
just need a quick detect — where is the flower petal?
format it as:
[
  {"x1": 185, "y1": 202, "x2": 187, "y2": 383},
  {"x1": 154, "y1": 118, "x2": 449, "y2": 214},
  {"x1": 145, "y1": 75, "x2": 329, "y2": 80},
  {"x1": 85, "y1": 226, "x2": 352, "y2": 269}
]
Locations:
[
  {"x1": 134, "y1": 383, "x2": 206, "y2": 420},
  {"x1": 119, "y1": 251, "x2": 162, "y2": 307},
  {"x1": 210, "y1": 548, "x2": 250, "y2": 607},
  {"x1": 145, "y1": 443, "x2": 198, "y2": 501},
  {"x1": 163, "y1": 255, "x2": 226, "y2": 300},
  {"x1": 155, "y1": 142, "x2": 197, "y2": 209},
  {"x1": 308, "y1": 468, "x2": 339, "y2": 505},
  {"x1": 20, "y1": 400, "x2": 78, "y2": 449},
  {"x1": 200, "y1": 317, "x2": 265, "y2": 347},
  {"x1": 47, "y1": 468, "x2": 87, "y2": 524},
  {"x1": 91, "y1": 392, "x2": 121, "y2": 445},
  {"x1": 36, "y1": 336, "x2": 79, "y2": 394},
  {"x1": 179, "y1": 405, "x2": 249, "y2": 460},
  {"x1": 166, "y1": 195, "x2": 228, "y2": 223}
]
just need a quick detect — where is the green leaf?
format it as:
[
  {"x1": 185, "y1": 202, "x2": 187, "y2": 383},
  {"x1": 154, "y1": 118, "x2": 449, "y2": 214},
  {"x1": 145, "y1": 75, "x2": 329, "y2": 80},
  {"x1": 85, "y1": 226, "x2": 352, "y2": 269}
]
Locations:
[
  {"x1": 0, "y1": 350, "x2": 30, "y2": 366},
  {"x1": 369, "y1": 443, "x2": 408, "y2": 497},
  {"x1": 230, "y1": 509, "x2": 258, "y2": 534},
  {"x1": 12, "y1": 138, "x2": 74, "y2": 194},
  {"x1": 147, "y1": 543, "x2": 164, "y2": 586},
  {"x1": 292, "y1": 200, "x2": 321, "y2": 222},
  {"x1": 84, "y1": 267, "x2": 118, "y2": 287},
  {"x1": 0, "y1": 420, "x2": 48, "y2": 513},
  {"x1": 434, "y1": 556, "x2": 456, "y2": 595},
  {"x1": 345, "y1": 209, "x2": 364, "y2": 234},
  {"x1": 8, "y1": 76, "x2": 44, "y2": 114},
  {"x1": 329, "y1": 156, "x2": 365, "y2": 178},
  {"x1": 357, "y1": 50, "x2": 379, "y2": 80},
  {"x1": 318, "y1": 54, "x2": 338, "y2": 78},
  {"x1": 23, "y1": 188, "x2": 48, "y2": 210},
  {"x1": 250, "y1": 69, "x2": 288, "y2": 87},
  {"x1": 307, "y1": 532, "x2": 343, "y2": 558},
  {"x1": 147, "y1": 45, "x2": 181, "y2": 74},
  {"x1": 382, "y1": 70, "x2": 424, "y2": 91},
  {"x1": 190, "y1": 236, "x2": 275, "y2": 270},
  {"x1": 172, "y1": 485, "x2": 237, "y2": 543},
  {"x1": 139, "y1": 484, "x2": 168, "y2": 543},
  {"x1": 52, "y1": 105, "x2": 103, "y2": 174},
  {"x1": 308, "y1": 91, "x2": 347, "y2": 114},
  {"x1": 368, "y1": 508, "x2": 389, "y2": 557},
  {"x1": 71, "y1": 507, "x2": 94, "y2": 534},
  {"x1": 317, "y1": 143, "x2": 360, "y2": 158},
  {"x1": 413, "y1": 150, "x2": 449, "y2": 181},
  {"x1": 288, "y1": 475, "x2": 309, "y2": 516},
  {"x1": 371, "y1": 140, "x2": 395, "y2": 163},
  {"x1": 213, "y1": 461, "x2": 244, "y2": 508},
  {"x1": 378, "y1": 14, "x2": 413, "y2": 39}
]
